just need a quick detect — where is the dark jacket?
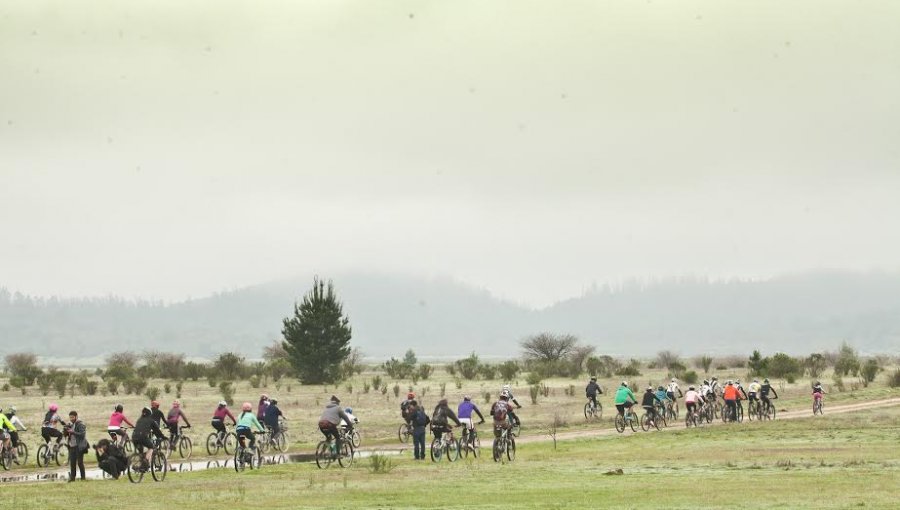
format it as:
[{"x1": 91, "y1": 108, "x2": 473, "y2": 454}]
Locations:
[
  {"x1": 96, "y1": 443, "x2": 127, "y2": 469},
  {"x1": 411, "y1": 407, "x2": 430, "y2": 431},
  {"x1": 133, "y1": 415, "x2": 166, "y2": 440},
  {"x1": 66, "y1": 419, "x2": 88, "y2": 453},
  {"x1": 641, "y1": 391, "x2": 663, "y2": 407},
  {"x1": 263, "y1": 404, "x2": 283, "y2": 427},
  {"x1": 431, "y1": 403, "x2": 461, "y2": 427},
  {"x1": 150, "y1": 408, "x2": 166, "y2": 428},
  {"x1": 585, "y1": 381, "x2": 603, "y2": 396}
]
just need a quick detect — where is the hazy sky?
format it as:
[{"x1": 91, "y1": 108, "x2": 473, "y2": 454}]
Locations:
[{"x1": 2, "y1": 1, "x2": 899, "y2": 307}]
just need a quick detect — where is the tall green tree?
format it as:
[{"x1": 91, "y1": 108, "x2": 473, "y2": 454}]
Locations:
[{"x1": 281, "y1": 278, "x2": 353, "y2": 384}]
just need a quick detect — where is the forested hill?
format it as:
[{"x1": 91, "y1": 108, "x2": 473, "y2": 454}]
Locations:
[{"x1": 1, "y1": 271, "x2": 899, "y2": 360}]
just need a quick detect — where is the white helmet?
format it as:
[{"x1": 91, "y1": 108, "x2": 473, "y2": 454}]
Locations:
[
  {"x1": 502, "y1": 384, "x2": 511, "y2": 392},
  {"x1": 500, "y1": 390, "x2": 511, "y2": 399},
  {"x1": 671, "y1": 378, "x2": 677, "y2": 383}
]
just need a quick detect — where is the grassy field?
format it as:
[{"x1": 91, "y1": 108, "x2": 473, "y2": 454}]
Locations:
[{"x1": 5, "y1": 402, "x2": 899, "y2": 509}]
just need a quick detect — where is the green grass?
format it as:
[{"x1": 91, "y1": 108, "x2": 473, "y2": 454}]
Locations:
[{"x1": 7, "y1": 405, "x2": 900, "y2": 509}]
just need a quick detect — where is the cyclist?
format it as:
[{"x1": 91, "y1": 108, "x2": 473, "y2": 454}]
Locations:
[
  {"x1": 0, "y1": 407, "x2": 20, "y2": 464},
  {"x1": 263, "y1": 398, "x2": 285, "y2": 439},
  {"x1": 132, "y1": 406, "x2": 167, "y2": 467},
  {"x1": 431, "y1": 398, "x2": 462, "y2": 441},
  {"x1": 236, "y1": 402, "x2": 266, "y2": 451},
  {"x1": 107, "y1": 404, "x2": 134, "y2": 444},
  {"x1": 641, "y1": 387, "x2": 664, "y2": 426},
  {"x1": 501, "y1": 385, "x2": 523, "y2": 427},
  {"x1": 812, "y1": 381, "x2": 825, "y2": 406},
  {"x1": 257, "y1": 394, "x2": 270, "y2": 422},
  {"x1": 684, "y1": 385, "x2": 704, "y2": 418},
  {"x1": 666, "y1": 378, "x2": 683, "y2": 401},
  {"x1": 149, "y1": 400, "x2": 166, "y2": 429},
  {"x1": 5, "y1": 406, "x2": 26, "y2": 456},
  {"x1": 614, "y1": 381, "x2": 638, "y2": 417},
  {"x1": 722, "y1": 381, "x2": 740, "y2": 422},
  {"x1": 166, "y1": 400, "x2": 192, "y2": 440},
  {"x1": 489, "y1": 391, "x2": 516, "y2": 439},
  {"x1": 457, "y1": 395, "x2": 485, "y2": 440},
  {"x1": 585, "y1": 376, "x2": 603, "y2": 410},
  {"x1": 41, "y1": 403, "x2": 64, "y2": 447},
  {"x1": 212, "y1": 401, "x2": 237, "y2": 438},
  {"x1": 400, "y1": 392, "x2": 417, "y2": 427},
  {"x1": 317, "y1": 396, "x2": 353, "y2": 456},
  {"x1": 710, "y1": 377, "x2": 721, "y2": 398},
  {"x1": 700, "y1": 380, "x2": 712, "y2": 400},
  {"x1": 747, "y1": 379, "x2": 761, "y2": 407},
  {"x1": 760, "y1": 378, "x2": 778, "y2": 413},
  {"x1": 341, "y1": 407, "x2": 358, "y2": 430},
  {"x1": 654, "y1": 386, "x2": 670, "y2": 416}
]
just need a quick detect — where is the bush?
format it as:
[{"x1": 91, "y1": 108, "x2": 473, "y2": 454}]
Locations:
[
  {"x1": 525, "y1": 372, "x2": 542, "y2": 385},
  {"x1": 681, "y1": 370, "x2": 699, "y2": 384},
  {"x1": 614, "y1": 364, "x2": 641, "y2": 377},
  {"x1": 105, "y1": 380, "x2": 119, "y2": 395},
  {"x1": 767, "y1": 353, "x2": 802, "y2": 380},
  {"x1": 454, "y1": 353, "x2": 480, "y2": 380},
  {"x1": 372, "y1": 375, "x2": 383, "y2": 391},
  {"x1": 416, "y1": 363, "x2": 434, "y2": 381},
  {"x1": 367, "y1": 453, "x2": 396, "y2": 474},
  {"x1": 834, "y1": 342, "x2": 860, "y2": 376},
  {"x1": 498, "y1": 361, "x2": 520, "y2": 381},
  {"x1": 145, "y1": 386, "x2": 161, "y2": 401},
  {"x1": 392, "y1": 383, "x2": 400, "y2": 398},
  {"x1": 887, "y1": 369, "x2": 900, "y2": 388},
  {"x1": 249, "y1": 375, "x2": 261, "y2": 388},
  {"x1": 163, "y1": 383, "x2": 172, "y2": 394},
  {"x1": 483, "y1": 391, "x2": 491, "y2": 404},
  {"x1": 695, "y1": 355, "x2": 713, "y2": 373},
  {"x1": 84, "y1": 380, "x2": 99, "y2": 396},
  {"x1": 477, "y1": 364, "x2": 497, "y2": 380},
  {"x1": 219, "y1": 381, "x2": 234, "y2": 405},
  {"x1": 861, "y1": 359, "x2": 880, "y2": 386},
  {"x1": 382, "y1": 358, "x2": 414, "y2": 379},
  {"x1": 362, "y1": 380, "x2": 371, "y2": 393},
  {"x1": 529, "y1": 385, "x2": 540, "y2": 405}
]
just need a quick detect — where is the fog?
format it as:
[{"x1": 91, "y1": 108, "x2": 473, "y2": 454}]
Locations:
[{"x1": 2, "y1": 1, "x2": 899, "y2": 307}]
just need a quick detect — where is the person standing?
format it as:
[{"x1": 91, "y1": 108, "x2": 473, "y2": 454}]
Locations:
[
  {"x1": 65, "y1": 410, "x2": 88, "y2": 482},
  {"x1": 410, "y1": 403, "x2": 429, "y2": 460}
]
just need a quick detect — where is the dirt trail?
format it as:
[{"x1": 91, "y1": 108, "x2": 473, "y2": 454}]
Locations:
[{"x1": 515, "y1": 397, "x2": 900, "y2": 444}]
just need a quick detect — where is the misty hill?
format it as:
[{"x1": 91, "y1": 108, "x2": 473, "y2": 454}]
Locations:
[{"x1": 1, "y1": 271, "x2": 899, "y2": 361}]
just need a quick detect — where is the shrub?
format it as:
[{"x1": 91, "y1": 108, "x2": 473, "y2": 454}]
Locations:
[
  {"x1": 887, "y1": 369, "x2": 900, "y2": 388},
  {"x1": 478, "y1": 364, "x2": 497, "y2": 380},
  {"x1": 498, "y1": 361, "x2": 520, "y2": 381},
  {"x1": 207, "y1": 376, "x2": 218, "y2": 388},
  {"x1": 372, "y1": 375, "x2": 383, "y2": 391},
  {"x1": 454, "y1": 353, "x2": 480, "y2": 380},
  {"x1": 345, "y1": 383, "x2": 353, "y2": 394},
  {"x1": 768, "y1": 353, "x2": 802, "y2": 380},
  {"x1": 392, "y1": 383, "x2": 400, "y2": 398},
  {"x1": 416, "y1": 363, "x2": 434, "y2": 381},
  {"x1": 105, "y1": 380, "x2": 119, "y2": 395},
  {"x1": 219, "y1": 381, "x2": 234, "y2": 405},
  {"x1": 164, "y1": 383, "x2": 172, "y2": 394},
  {"x1": 681, "y1": 370, "x2": 699, "y2": 384},
  {"x1": 145, "y1": 386, "x2": 161, "y2": 401},
  {"x1": 834, "y1": 342, "x2": 860, "y2": 377},
  {"x1": 695, "y1": 355, "x2": 713, "y2": 373},
  {"x1": 860, "y1": 359, "x2": 880, "y2": 386},
  {"x1": 382, "y1": 358, "x2": 413, "y2": 379},
  {"x1": 483, "y1": 391, "x2": 491, "y2": 404},
  {"x1": 84, "y1": 380, "x2": 99, "y2": 396},
  {"x1": 249, "y1": 375, "x2": 261, "y2": 388},
  {"x1": 1, "y1": 383, "x2": 9, "y2": 392},
  {"x1": 439, "y1": 382, "x2": 446, "y2": 397},
  {"x1": 614, "y1": 364, "x2": 641, "y2": 377},
  {"x1": 525, "y1": 372, "x2": 542, "y2": 385},
  {"x1": 529, "y1": 384, "x2": 540, "y2": 405},
  {"x1": 367, "y1": 453, "x2": 396, "y2": 474},
  {"x1": 363, "y1": 381, "x2": 371, "y2": 393},
  {"x1": 454, "y1": 378, "x2": 462, "y2": 389}
]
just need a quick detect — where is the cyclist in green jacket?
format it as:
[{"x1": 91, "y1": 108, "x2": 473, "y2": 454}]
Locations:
[{"x1": 614, "y1": 382, "x2": 638, "y2": 416}]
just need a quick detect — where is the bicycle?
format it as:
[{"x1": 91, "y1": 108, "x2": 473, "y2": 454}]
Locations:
[
  {"x1": 813, "y1": 395, "x2": 824, "y2": 415},
  {"x1": 747, "y1": 399, "x2": 758, "y2": 421},
  {"x1": 614, "y1": 404, "x2": 639, "y2": 433},
  {"x1": 165, "y1": 425, "x2": 193, "y2": 459},
  {"x1": 126, "y1": 438, "x2": 167, "y2": 483},
  {"x1": 491, "y1": 425, "x2": 516, "y2": 463},
  {"x1": 340, "y1": 425, "x2": 361, "y2": 449},
  {"x1": 206, "y1": 426, "x2": 238, "y2": 456},
  {"x1": 760, "y1": 397, "x2": 777, "y2": 420},
  {"x1": 315, "y1": 430, "x2": 353, "y2": 469},
  {"x1": 640, "y1": 408, "x2": 661, "y2": 431},
  {"x1": 398, "y1": 421, "x2": 412, "y2": 443},
  {"x1": 108, "y1": 427, "x2": 134, "y2": 454},
  {"x1": 584, "y1": 398, "x2": 603, "y2": 420},
  {"x1": 233, "y1": 432, "x2": 262, "y2": 472},
  {"x1": 36, "y1": 438, "x2": 67, "y2": 467},
  {"x1": 667, "y1": 399, "x2": 680, "y2": 420},
  {"x1": 430, "y1": 427, "x2": 460, "y2": 463},
  {"x1": 14, "y1": 432, "x2": 28, "y2": 466},
  {"x1": 684, "y1": 405, "x2": 700, "y2": 428},
  {"x1": 460, "y1": 422, "x2": 483, "y2": 458},
  {"x1": 0, "y1": 438, "x2": 15, "y2": 470}
]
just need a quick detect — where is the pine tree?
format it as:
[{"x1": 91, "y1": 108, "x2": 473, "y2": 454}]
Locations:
[{"x1": 281, "y1": 278, "x2": 353, "y2": 384}]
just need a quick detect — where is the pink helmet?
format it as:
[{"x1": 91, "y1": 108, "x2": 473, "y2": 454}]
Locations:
[
  {"x1": 172, "y1": 400, "x2": 181, "y2": 408},
  {"x1": 49, "y1": 403, "x2": 59, "y2": 412},
  {"x1": 241, "y1": 402, "x2": 252, "y2": 412}
]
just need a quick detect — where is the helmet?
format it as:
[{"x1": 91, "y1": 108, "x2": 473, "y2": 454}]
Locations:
[
  {"x1": 712, "y1": 376, "x2": 718, "y2": 381},
  {"x1": 814, "y1": 381, "x2": 821, "y2": 386},
  {"x1": 241, "y1": 402, "x2": 252, "y2": 412},
  {"x1": 330, "y1": 395, "x2": 341, "y2": 404},
  {"x1": 49, "y1": 403, "x2": 59, "y2": 412},
  {"x1": 646, "y1": 387, "x2": 653, "y2": 392},
  {"x1": 590, "y1": 376, "x2": 597, "y2": 381},
  {"x1": 407, "y1": 392, "x2": 415, "y2": 399},
  {"x1": 753, "y1": 379, "x2": 759, "y2": 383},
  {"x1": 500, "y1": 390, "x2": 511, "y2": 399},
  {"x1": 657, "y1": 386, "x2": 664, "y2": 391},
  {"x1": 270, "y1": 399, "x2": 278, "y2": 405},
  {"x1": 502, "y1": 384, "x2": 511, "y2": 392},
  {"x1": 260, "y1": 394, "x2": 269, "y2": 400},
  {"x1": 218, "y1": 401, "x2": 227, "y2": 407},
  {"x1": 115, "y1": 404, "x2": 123, "y2": 412},
  {"x1": 8, "y1": 406, "x2": 16, "y2": 414},
  {"x1": 172, "y1": 400, "x2": 180, "y2": 408},
  {"x1": 141, "y1": 407, "x2": 152, "y2": 417},
  {"x1": 671, "y1": 378, "x2": 677, "y2": 383},
  {"x1": 735, "y1": 380, "x2": 741, "y2": 385},
  {"x1": 621, "y1": 381, "x2": 628, "y2": 387},
  {"x1": 151, "y1": 400, "x2": 160, "y2": 409},
  {"x1": 688, "y1": 386, "x2": 695, "y2": 390},
  {"x1": 463, "y1": 395, "x2": 471, "y2": 401},
  {"x1": 726, "y1": 380, "x2": 733, "y2": 385},
  {"x1": 703, "y1": 380, "x2": 709, "y2": 385},
  {"x1": 763, "y1": 378, "x2": 769, "y2": 384},
  {"x1": 345, "y1": 407, "x2": 353, "y2": 414}
]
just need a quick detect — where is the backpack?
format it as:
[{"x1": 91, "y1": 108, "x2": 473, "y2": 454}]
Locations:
[
  {"x1": 413, "y1": 409, "x2": 430, "y2": 427},
  {"x1": 493, "y1": 401, "x2": 509, "y2": 422},
  {"x1": 432, "y1": 406, "x2": 447, "y2": 425}
]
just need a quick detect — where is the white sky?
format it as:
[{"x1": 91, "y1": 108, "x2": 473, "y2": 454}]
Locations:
[{"x1": 1, "y1": 0, "x2": 899, "y2": 307}]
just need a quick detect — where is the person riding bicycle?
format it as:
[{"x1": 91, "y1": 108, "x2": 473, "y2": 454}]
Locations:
[
  {"x1": 132, "y1": 406, "x2": 167, "y2": 466},
  {"x1": 747, "y1": 379, "x2": 761, "y2": 406},
  {"x1": 759, "y1": 378, "x2": 778, "y2": 411},
  {"x1": 257, "y1": 394, "x2": 270, "y2": 422},
  {"x1": 490, "y1": 392, "x2": 516, "y2": 438},
  {"x1": 41, "y1": 403, "x2": 64, "y2": 447},
  {"x1": 212, "y1": 401, "x2": 237, "y2": 437},
  {"x1": 722, "y1": 381, "x2": 741, "y2": 422},
  {"x1": 107, "y1": 404, "x2": 134, "y2": 443},
  {"x1": 236, "y1": 402, "x2": 266, "y2": 450},
  {"x1": 166, "y1": 400, "x2": 191, "y2": 440},
  {"x1": 457, "y1": 395, "x2": 485, "y2": 438},
  {"x1": 641, "y1": 387, "x2": 664, "y2": 426},
  {"x1": 812, "y1": 381, "x2": 825, "y2": 401},
  {"x1": 400, "y1": 392, "x2": 417, "y2": 427},
  {"x1": 614, "y1": 381, "x2": 638, "y2": 416},
  {"x1": 654, "y1": 386, "x2": 670, "y2": 416},
  {"x1": 585, "y1": 377, "x2": 604, "y2": 409},
  {"x1": 684, "y1": 386, "x2": 704, "y2": 418},
  {"x1": 431, "y1": 398, "x2": 462, "y2": 441},
  {"x1": 710, "y1": 377, "x2": 721, "y2": 398},
  {"x1": 500, "y1": 385, "x2": 523, "y2": 427},
  {"x1": 666, "y1": 378, "x2": 684, "y2": 401},
  {"x1": 4, "y1": 406, "x2": 26, "y2": 457},
  {"x1": 318, "y1": 396, "x2": 353, "y2": 456},
  {"x1": 734, "y1": 380, "x2": 748, "y2": 400},
  {"x1": 700, "y1": 380, "x2": 712, "y2": 400},
  {"x1": 149, "y1": 400, "x2": 166, "y2": 429},
  {"x1": 341, "y1": 407, "x2": 358, "y2": 431},
  {"x1": 0, "y1": 407, "x2": 20, "y2": 464},
  {"x1": 263, "y1": 398, "x2": 285, "y2": 438},
  {"x1": 94, "y1": 438, "x2": 128, "y2": 479}
]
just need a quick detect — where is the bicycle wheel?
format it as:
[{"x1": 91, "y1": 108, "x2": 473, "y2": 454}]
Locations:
[
  {"x1": 614, "y1": 413, "x2": 625, "y2": 433},
  {"x1": 672, "y1": 401, "x2": 679, "y2": 420},
  {"x1": 769, "y1": 404, "x2": 776, "y2": 420},
  {"x1": 657, "y1": 413, "x2": 667, "y2": 428},
  {"x1": 338, "y1": 442, "x2": 353, "y2": 468},
  {"x1": 274, "y1": 431, "x2": 287, "y2": 452},
  {"x1": 16, "y1": 442, "x2": 28, "y2": 465},
  {"x1": 446, "y1": 439, "x2": 460, "y2": 462},
  {"x1": 0, "y1": 450, "x2": 8, "y2": 471},
  {"x1": 596, "y1": 402, "x2": 603, "y2": 420},
  {"x1": 492, "y1": 438, "x2": 502, "y2": 462},
  {"x1": 737, "y1": 405, "x2": 744, "y2": 423},
  {"x1": 398, "y1": 424, "x2": 410, "y2": 443},
  {"x1": 430, "y1": 438, "x2": 443, "y2": 462},
  {"x1": 506, "y1": 436, "x2": 516, "y2": 462},
  {"x1": 151, "y1": 450, "x2": 167, "y2": 482},
  {"x1": 223, "y1": 433, "x2": 237, "y2": 455},
  {"x1": 124, "y1": 440, "x2": 133, "y2": 454},
  {"x1": 315, "y1": 441, "x2": 331, "y2": 469},
  {"x1": 179, "y1": 437, "x2": 192, "y2": 459},
  {"x1": 234, "y1": 447, "x2": 246, "y2": 472},
  {"x1": 640, "y1": 414, "x2": 650, "y2": 431},
  {"x1": 36, "y1": 444, "x2": 49, "y2": 467},
  {"x1": 684, "y1": 413, "x2": 692, "y2": 428},
  {"x1": 628, "y1": 412, "x2": 638, "y2": 432},
  {"x1": 55, "y1": 444, "x2": 67, "y2": 466},
  {"x1": 584, "y1": 403, "x2": 592, "y2": 420},
  {"x1": 206, "y1": 433, "x2": 220, "y2": 455},
  {"x1": 350, "y1": 429, "x2": 361, "y2": 449},
  {"x1": 126, "y1": 453, "x2": 145, "y2": 483}
]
